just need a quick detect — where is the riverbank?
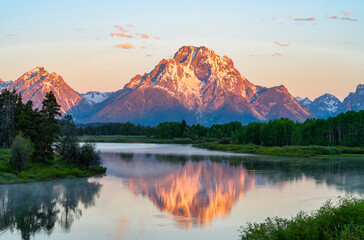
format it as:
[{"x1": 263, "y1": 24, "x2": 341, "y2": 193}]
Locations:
[
  {"x1": 193, "y1": 142, "x2": 364, "y2": 157},
  {"x1": 240, "y1": 196, "x2": 364, "y2": 240},
  {"x1": 80, "y1": 135, "x2": 364, "y2": 157},
  {"x1": 0, "y1": 149, "x2": 106, "y2": 184},
  {"x1": 79, "y1": 135, "x2": 212, "y2": 144}
]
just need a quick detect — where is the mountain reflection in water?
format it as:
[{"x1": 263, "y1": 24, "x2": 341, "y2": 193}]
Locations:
[
  {"x1": 103, "y1": 153, "x2": 257, "y2": 228},
  {"x1": 0, "y1": 178, "x2": 102, "y2": 240}
]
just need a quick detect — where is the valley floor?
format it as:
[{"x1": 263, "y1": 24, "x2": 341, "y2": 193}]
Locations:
[
  {"x1": 194, "y1": 142, "x2": 364, "y2": 158},
  {"x1": 0, "y1": 149, "x2": 106, "y2": 184},
  {"x1": 79, "y1": 135, "x2": 364, "y2": 158}
]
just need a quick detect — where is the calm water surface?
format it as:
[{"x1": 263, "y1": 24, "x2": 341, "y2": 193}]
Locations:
[{"x1": 1, "y1": 143, "x2": 364, "y2": 240}]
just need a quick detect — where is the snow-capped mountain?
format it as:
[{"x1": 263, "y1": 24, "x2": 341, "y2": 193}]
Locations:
[
  {"x1": 308, "y1": 94, "x2": 341, "y2": 118},
  {"x1": 0, "y1": 79, "x2": 13, "y2": 91},
  {"x1": 76, "y1": 46, "x2": 313, "y2": 125},
  {"x1": 79, "y1": 91, "x2": 113, "y2": 105},
  {"x1": 7, "y1": 67, "x2": 82, "y2": 114},
  {"x1": 296, "y1": 84, "x2": 363, "y2": 119},
  {"x1": 296, "y1": 97, "x2": 312, "y2": 108}
]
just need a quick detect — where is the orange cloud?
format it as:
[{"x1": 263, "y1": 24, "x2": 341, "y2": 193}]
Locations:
[
  {"x1": 330, "y1": 15, "x2": 340, "y2": 19},
  {"x1": 272, "y1": 53, "x2": 281, "y2": 57},
  {"x1": 114, "y1": 25, "x2": 130, "y2": 32},
  {"x1": 137, "y1": 33, "x2": 149, "y2": 39},
  {"x1": 341, "y1": 10, "x2": 353, "y2": 16},
  {"x1": 154, "y1": 36, "x2": 161, "y2": 40},
  {"x1": 141, "y1": 46, "x2": 147, "y2": 49},
  {"x1": 126, "y1": 24, "x2": 134, "y2": 27},
  {"x1": 273, "y1": 41, "x2": 290, "y2": 47},
  {"x1": 114, "y1": 43, "x2": 134, "y2": 49},
  {"x1": 146, "y1": 54, "x2": 152, "y2": 57},
  {"x1": 110, "y1": 32, "x2": 133, "y2": 38},
  {"x1": 294, "y1": 17, "x2": 316, "y2": 21}
]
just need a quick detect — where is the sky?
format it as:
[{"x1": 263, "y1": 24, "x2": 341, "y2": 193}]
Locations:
[{"x1": 0, "y1": 0, "x2": 363, "y2": 100}]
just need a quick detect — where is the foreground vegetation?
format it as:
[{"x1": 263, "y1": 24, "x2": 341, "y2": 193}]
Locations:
[
  {"x1": 240, "y1": 196, "x2": 364, "y2": 240},
  {"x1": 0, "y1": 148, "x2": 106, "y2": 184},
  {"x1": 0, "y1": 90, "x2": 106, "y2": 184},
  {"x1": 194, "y1": 142, "x2": 364, "y2": 157}
]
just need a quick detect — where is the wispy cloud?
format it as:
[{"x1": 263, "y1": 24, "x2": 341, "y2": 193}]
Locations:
[
  {"x1": 329, "y1": 16, "x2": 357, "y2": 21},
  {"x1": 114, "y1": 25, "x2": 130, "y2": 32},
  {"x1": 114, "y1": 43, "x2": 134, "y2": 49},
  {"x1": 272, "y1": 53, "x2": 281, "y2": 57},
  {"x1": 146, "y1": 54, "x2": 152, "y2": 57},
  {"x1": 294, "y1": 17, "x2": 316, "y2": 21},
  {"x1": 136, "y1": 33, "x2": 149, "y2": 39},
  {"x1": 5, "y1": 33, "x2": 17, "y2": 37},
  {"x1": 74, "y1": 28, "x2": 83, "y2": 33},
  {"x1": 110, "y1": 32, "x2": 133, "y2": 38},
  {"x1": 154, "y1": 36, "x2": 160, "y2": 40},
  {"x1": 341, "y1": 10, "x2": 353, "y2": 16},
  {"x1": 141, "y1": 46, "x2": 147, "y2": 49},
  {"x1": 341, "y1": 17, "x2": 358, "y2": 21},
  {"x1": 273, "y1": 41, "x2": 290, "y2": 47},
  {"x1": 126, "y1": 24, "x2": 134, "y2": 27}
]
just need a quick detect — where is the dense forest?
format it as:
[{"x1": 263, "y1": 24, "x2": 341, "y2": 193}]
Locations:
[
  {"x1": 0, "y1": 89, "x2": 101, "y2": 173},
  {"x1": 77, "y1": 110, "x2": 364, "y2": 147}
]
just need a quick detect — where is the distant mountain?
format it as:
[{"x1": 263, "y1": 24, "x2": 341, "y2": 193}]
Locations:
[
  {"x1": 79, "y1": 91, "x2": 113, "y2": 105},
  {"x1": 308, "y1": 94, "x2": 341, "y2": 118},
  {"x1": 296, "y1": 97, "x2": 312, "y2": 108},
  {"x1": 7, "y1": 67, "x2": 82, "y2": 114},
  {"x1": 296, "y1": 84, "x2": 363, "y2": 119},
  {"x1": 76, "y1": 46, "x2": 313, "y2": 125},
  {"x1": 252, "y1": 85, "x2": 313, "y2": 121},
  {"x1": 0, "y1": 79, "x2": 13, "y2": 91},
  {"x1": 340, "y1": 84, "x2": 364, "y2": 112}
]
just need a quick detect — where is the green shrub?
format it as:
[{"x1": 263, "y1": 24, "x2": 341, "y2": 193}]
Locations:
[
  {"x1": 240, "y1": 196, "x2": 364, "y2": 240},
  {"x1": 11, "y1": 135, "x2": 33, "y2": 172},
  {"x1": 79, "y1": 143, "x2": 101, "y2": 168}
]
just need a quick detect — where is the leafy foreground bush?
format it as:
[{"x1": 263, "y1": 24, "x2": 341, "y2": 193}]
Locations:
[
  {"x1": 240, "y1": 196, "x2": 364, "y2": 240},
  {"x1": 11, "y1": 135, "x2": 33, "y2": 172}
]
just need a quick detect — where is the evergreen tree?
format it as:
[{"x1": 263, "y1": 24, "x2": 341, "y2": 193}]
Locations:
[{"x1": 0, "y1": 90, "x2": 19, "y2": 147}]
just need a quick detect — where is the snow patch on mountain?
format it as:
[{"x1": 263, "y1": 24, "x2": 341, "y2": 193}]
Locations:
[
  {"x1": 79, "y1": 91, "x2": 113, "y2": 105},
  {"x1": 0, "y1": 79, "x2": 13, "y2": 91}
]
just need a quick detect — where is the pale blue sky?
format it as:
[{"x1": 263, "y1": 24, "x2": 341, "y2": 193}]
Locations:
[{"x1": 0, "y1": 0, "x2": 363, "y2": 100}]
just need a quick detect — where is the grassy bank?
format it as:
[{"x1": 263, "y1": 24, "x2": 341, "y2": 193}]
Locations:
[
  {"x1": 240, "y1": 196, "x2": 364, "y2": 240},
  {"x1": 194, "y1": 142, "x2": 364, "y2": 157},
  {"x1": 0, "y1": 148, "x2": 106, "y2": 184},
  {"x1": 79, "y1": 135, "x2": 217, "y2": 144}
]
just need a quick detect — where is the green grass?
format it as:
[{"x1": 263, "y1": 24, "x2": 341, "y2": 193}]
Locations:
[
  {"x1": 0, "y1": 148, "x2": 106, "y2": 184},
  {"x1": 79, "y1": 135, "x2": 218, "y2": 144},
  {"x1": 193, "y1": 142, "x2": 364, "y2": 157},
  {"x1": 240, "y1": 196, "x2": 364, "y2": 240}
]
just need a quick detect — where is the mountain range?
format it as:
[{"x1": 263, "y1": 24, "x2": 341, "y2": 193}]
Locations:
[
  {"x1": 1, "y1": 46, "x2": 363, "y2": 125},
  {"x1": 296, "y1": 84, "x2": 364, "y2": 119}
]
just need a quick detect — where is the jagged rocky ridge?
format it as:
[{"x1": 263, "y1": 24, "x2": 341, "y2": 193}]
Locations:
[
  {"x1": 75, "y1": 46, "x2": 314, "y2": 125},
  {"x1": 296, "y1": 84, "x2": 364, "y2": 119},
  {"x1": 2, "y1": 47, "x2": 362, "y2": 125}
]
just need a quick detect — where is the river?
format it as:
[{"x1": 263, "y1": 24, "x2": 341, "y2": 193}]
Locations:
[{"x1": 1, "y1": 143, "x2": 363, "y2": 240}]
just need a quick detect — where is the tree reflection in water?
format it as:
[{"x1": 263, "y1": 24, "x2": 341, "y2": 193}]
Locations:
[{"x1": 0, "y1": 178, "x2": 102, "y2": 240}]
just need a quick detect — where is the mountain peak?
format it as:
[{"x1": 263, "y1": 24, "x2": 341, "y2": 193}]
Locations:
[
  {"x1": 356, "y1": 84, "x2": 364, "y2": 94},
  {"x1": 7, "y1": 67, "x2": 82, "y2": 114}
]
